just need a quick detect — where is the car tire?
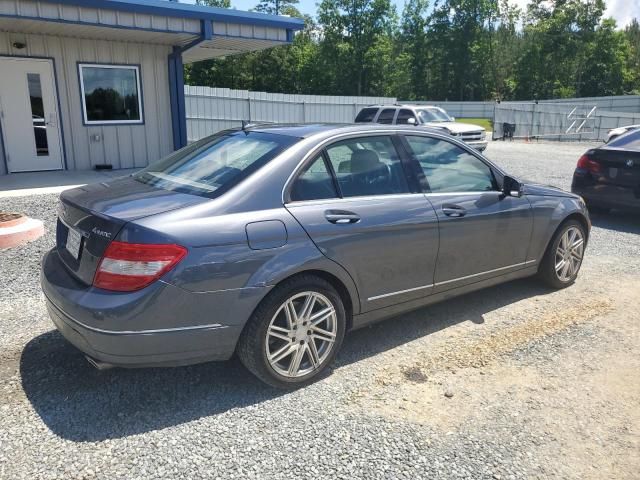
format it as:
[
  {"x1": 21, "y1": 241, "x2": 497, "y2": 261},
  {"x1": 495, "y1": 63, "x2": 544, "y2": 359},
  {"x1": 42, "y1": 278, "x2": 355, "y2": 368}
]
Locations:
[
  {"x1": 237, "y1": 274, "x2": 346, "y2": 389},
  {"x1": 537, "y1": 219, "x2": 587, "y2": 289}
]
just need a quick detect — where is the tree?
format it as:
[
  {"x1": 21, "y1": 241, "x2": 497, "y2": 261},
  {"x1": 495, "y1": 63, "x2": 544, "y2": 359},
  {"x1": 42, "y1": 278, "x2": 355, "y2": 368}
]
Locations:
[
  {"x1": 195, "y1": 0, "x2": 231, "y2": 8},
  {"x1": 254, "y1": 0, "x2": 300, "y2": 16}
]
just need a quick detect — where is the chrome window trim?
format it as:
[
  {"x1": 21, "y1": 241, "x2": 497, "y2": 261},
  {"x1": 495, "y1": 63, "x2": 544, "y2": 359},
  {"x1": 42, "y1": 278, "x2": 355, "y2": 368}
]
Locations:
[
  {"x1": 281, "y1": 128, "x2": 500, "y2": 204},
  {"x1": 285, "y1": 192, "x2": 429, "y2": 208},
  {"x1": 366, "y1": 260, "x2": 537, "y2": 301}
]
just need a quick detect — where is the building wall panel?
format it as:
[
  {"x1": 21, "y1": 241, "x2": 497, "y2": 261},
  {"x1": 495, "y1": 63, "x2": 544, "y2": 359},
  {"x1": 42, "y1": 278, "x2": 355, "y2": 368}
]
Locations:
[{"x1": 0, "y1": 31, "x2": 173, "y2": 174}]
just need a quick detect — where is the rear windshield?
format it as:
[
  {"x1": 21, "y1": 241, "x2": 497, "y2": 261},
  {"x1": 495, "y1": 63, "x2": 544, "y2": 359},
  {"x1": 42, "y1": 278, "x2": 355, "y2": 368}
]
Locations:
[
  {"x1": 134, "y1": 131, "x2": 298, "y2": 198},
  {"x1": 607, "y1": 129, "x2": 640, "y2": 150}
]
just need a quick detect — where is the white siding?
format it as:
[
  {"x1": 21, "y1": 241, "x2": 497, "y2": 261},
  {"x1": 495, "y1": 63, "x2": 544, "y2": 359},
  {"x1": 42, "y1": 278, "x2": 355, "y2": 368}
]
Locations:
[
  {"x1": 0, "y1": 31, "x2": 174, "y2": 174},
  {"x1": 184, "y1": 86, "x2": 396, "y2": 142}
]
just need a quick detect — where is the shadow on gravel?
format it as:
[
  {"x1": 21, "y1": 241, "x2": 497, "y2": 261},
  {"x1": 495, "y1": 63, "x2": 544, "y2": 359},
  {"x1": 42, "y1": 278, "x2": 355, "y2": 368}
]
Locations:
[
  {"x1": 21, "y1": 278, "x2": 550, "y2": 442},
  {"x1": 20, "y1": 332, "x2": 284, "y2": 442},
  {"x1": 336, "y1": 278, "x2": 551, "y2": 367},
  {"x1": 590, "y1": 210, "x2": 640, "y2": 234}
]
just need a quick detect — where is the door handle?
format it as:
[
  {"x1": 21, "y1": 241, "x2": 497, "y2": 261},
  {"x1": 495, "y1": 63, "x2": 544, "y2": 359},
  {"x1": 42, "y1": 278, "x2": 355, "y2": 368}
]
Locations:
[
  {"x1": 442, "y1": 204, "x2": 467, "y2": 217},
  {"x1": 325, "y1": 210, "x2": 361, "y2": 224}
]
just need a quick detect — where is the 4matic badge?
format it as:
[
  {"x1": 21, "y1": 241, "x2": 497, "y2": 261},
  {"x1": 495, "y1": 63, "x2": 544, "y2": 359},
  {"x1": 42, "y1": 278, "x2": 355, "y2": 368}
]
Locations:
[{"x1": 91, "y1": 227, "x2": 112, "y2": 239}]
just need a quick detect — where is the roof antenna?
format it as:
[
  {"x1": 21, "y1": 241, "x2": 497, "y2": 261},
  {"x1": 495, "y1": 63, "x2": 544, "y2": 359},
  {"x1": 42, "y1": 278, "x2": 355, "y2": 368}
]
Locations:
[{"x1": 241, "y1": 120, "x2": 250, "y2": 131}]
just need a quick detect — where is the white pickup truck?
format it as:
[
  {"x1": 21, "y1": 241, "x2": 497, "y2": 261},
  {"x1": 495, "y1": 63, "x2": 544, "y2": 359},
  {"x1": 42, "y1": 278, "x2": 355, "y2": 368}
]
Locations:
[{"x1": 355, "y1": 104, "x2": 488, "y2": 152}]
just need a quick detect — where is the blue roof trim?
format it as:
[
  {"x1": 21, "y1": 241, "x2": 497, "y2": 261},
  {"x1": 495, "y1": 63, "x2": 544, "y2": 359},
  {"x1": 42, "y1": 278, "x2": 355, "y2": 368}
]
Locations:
[{"x1": 37, "y1": 0, "x2": 305, "y2": 30}]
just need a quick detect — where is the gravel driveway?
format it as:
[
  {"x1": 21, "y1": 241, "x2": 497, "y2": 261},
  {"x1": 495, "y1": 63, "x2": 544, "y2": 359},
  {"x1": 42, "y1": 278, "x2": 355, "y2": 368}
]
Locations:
[{"x1": 1, "y1": 140, "x2": 639, "y2": 479}]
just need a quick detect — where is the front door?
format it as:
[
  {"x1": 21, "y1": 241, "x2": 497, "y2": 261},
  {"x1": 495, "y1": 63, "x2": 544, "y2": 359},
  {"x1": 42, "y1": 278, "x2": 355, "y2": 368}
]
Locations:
[
  {"x1": 402, "y1": 134, "x2": 533, "y2": 290},
  {"x1": 0, "y1": 57, "x2": 63, "y2": 172},
  {"x1": 286, "y1": 135, "x2": 440, "y2": 312}
]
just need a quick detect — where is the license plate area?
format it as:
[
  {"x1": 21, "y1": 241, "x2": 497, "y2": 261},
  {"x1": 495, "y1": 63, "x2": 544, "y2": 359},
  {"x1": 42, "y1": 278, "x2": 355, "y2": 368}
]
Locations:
[{"x1": 65, "y1": 226, "x2": 82, "y2": 260}]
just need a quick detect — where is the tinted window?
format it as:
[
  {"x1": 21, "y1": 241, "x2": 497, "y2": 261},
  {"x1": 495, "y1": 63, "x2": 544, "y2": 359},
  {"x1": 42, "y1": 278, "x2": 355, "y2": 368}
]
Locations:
[
  {"x1": 79, "y1": 64, "x2": 142, "y2": 124},
  {"x1": 355, "y1": 107, "x2": 379, "y2": 123},
  {"x1": 406, "y1": 136, "x2": 495, "y2": 193},
  {"x1": 607, "y1": 129, "x2": 640, "y2": 150},
  {"x1": 135, "y1": 131, "x2": 297, "y2": 198},
  {"x1": 376, "y1": 108, "x2": 396, "y2": 125},
  {"x1": 325, "y1": 136, "x2": 409, "y2": 197},
  {"x1": 396, "y1": 109, "x2": 417, "y2": 125},
  {"x1": 290, "y1": 155, "x2": 338, "y2": 201}
]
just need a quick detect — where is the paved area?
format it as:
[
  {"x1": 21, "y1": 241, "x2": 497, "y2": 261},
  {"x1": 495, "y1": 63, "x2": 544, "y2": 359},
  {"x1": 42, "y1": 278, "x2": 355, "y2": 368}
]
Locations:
[{"x1": 0, "y1": 140, "x2": 638, "y2": 479}]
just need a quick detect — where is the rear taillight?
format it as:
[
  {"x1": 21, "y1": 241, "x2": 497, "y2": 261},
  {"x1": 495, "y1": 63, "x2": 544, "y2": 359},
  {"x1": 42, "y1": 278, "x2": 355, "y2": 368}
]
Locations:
[
  {"x1": 576, "y1": 154, "x2": 601, "y2": 174},
  {"x1": 93, "y1": 241, "x2": 187, "y2": 292}
]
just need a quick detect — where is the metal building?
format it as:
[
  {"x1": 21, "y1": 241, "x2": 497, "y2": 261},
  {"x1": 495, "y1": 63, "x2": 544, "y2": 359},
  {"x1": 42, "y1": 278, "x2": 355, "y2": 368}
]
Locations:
[{"x1": 0, "y1": 0, "x2": 303, "y2": 175}]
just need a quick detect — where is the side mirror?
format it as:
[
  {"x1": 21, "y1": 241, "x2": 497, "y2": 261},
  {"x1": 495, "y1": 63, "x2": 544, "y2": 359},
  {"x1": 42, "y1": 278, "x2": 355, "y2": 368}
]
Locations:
[
  {"x1": 451, "y1": 116, "x2": 456, "y2": 122},
  {"x1": 407, "y1": 117, "x2": 416, "y2": 125},
  {"x1": 502, "y1": 175, "x2": 523, "y2": 198}
]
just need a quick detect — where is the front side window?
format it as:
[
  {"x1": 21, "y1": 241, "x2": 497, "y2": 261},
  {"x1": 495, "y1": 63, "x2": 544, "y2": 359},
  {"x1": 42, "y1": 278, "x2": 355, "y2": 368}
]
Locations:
[
  {"x1": 135, "y1": 131, "x2": 298, "y2": 198},
  {"x1": 396, "y1": 109, "x2": 417, "y2": 125},
  {"x1": 376, "y1": 108, "x2": 396, "y2": 125},
  {"x1": 325, "y1": 136, "x2": 409, "y2": 197},
  {"x1": 79, "y1": 64, "x2": 143, "y2": 124},
  {"x1": 405, "y1": 136, "x2": 496, "y2": 193}
]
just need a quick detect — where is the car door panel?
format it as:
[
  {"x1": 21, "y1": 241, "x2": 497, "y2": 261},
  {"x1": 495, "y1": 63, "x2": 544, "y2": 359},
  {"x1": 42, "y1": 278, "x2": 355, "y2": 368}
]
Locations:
[
  {"x1": 401, "y1": 134, "x2": 534, "y2": 291},
  {"x1": 427, "y1": 192, "x2": 533, "y2": 290},
  {"x1": 287, "y1": 194, "x2": 439, "y2": 312}
]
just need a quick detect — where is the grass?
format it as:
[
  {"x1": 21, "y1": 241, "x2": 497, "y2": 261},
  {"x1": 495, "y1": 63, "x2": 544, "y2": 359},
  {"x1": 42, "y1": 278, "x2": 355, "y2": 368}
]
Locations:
[{"x1": 457, "y1": 117, "x2": 493, "y2": 131}]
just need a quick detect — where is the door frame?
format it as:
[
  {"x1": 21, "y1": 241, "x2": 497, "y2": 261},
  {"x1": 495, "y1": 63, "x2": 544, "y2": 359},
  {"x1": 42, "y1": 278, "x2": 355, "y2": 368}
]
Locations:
[{"x1": 0, "y1": 54, "x2": 67, "y2": 174}]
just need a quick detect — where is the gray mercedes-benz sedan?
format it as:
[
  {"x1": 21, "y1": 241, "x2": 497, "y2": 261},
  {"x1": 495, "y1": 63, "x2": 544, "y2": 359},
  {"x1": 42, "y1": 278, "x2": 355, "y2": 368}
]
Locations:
[{"x1": 42, "y1": 124, "x2": 590, "y2": 388}]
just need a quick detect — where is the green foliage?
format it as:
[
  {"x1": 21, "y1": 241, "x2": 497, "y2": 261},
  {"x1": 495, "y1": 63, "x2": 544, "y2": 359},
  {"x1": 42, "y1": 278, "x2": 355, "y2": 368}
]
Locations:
[{"x1": 185, "y1": 0, "x2": 640, "y2": 101}]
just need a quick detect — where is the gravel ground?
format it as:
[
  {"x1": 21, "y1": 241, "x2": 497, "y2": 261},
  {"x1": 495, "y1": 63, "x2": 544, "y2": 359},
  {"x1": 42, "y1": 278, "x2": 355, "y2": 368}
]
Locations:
[{"x1": 1, "y1": 140, "x2": 639, "y2": 479}]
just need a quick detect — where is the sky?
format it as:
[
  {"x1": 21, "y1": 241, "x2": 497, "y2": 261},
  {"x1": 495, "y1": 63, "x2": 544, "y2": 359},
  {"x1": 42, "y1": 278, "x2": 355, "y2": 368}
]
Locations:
[{"x1": 186, "y1": 0, "x2": 639, "y2": 28}]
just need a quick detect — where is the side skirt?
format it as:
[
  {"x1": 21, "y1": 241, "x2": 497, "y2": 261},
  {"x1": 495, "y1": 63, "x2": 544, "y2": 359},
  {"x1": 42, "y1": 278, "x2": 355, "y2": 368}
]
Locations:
[{"x1": 350, "y1": 266, "x2": 538, "y2": 330}]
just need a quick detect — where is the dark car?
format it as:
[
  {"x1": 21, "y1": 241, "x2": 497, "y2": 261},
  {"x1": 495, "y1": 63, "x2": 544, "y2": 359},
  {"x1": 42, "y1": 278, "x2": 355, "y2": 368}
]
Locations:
[
  {"x1": 42, "y1": 124, "x2": 590, "y2": 388},
  {"x1": 572, "y1": 129, "x2": 640, "y2": 213}
]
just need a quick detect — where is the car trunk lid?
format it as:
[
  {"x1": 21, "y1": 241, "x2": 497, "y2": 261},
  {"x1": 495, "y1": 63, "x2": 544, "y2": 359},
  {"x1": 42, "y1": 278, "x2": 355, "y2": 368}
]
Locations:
[
  {"x1": 56, "y1": 176, "x2": 207, "y2": 285},
  {"x1": 592, "y1": 148, "x2": 640, "y2": 188}
]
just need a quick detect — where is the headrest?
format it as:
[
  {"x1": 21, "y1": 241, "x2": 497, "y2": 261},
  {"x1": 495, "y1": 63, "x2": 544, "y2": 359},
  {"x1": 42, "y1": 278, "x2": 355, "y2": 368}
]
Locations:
[{"x1": 350, "y1": 149, "x2": 381, "y2": 174}]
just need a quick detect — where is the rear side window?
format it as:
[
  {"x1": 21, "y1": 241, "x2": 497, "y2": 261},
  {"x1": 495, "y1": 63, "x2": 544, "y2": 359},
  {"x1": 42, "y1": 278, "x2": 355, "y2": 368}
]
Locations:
[
  {"x1": 324, "y1": 136, "x2": 409, "y2": 197},
  {"x1": 396, "y1": 109, "x2": 417, "y2": 125},
  {"x1": 355, "y1": 108, "x2": 378, "y2": 123},
  {"x1": 607, "y1": 129, "x2": 640, "y2": 150},
  {"x1": 135, "y1": 131, "x2": 297, "y2": 198},
  {"x1": 405, "y1": 136, "x2": 496, "y2": 193},
  {"x1": 290, "y1": 155, "x2": 338, "y2": 202},
  {"x1": 376, "y1": 108, "x2": 396, "y2": 125}
]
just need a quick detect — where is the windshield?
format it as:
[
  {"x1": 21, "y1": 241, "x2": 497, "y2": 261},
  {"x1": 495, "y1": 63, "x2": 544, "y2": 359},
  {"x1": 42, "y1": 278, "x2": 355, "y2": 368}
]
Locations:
[
  {"x1": 417, "y1": 108, "x2": 453, "y2": 123},
  {"x1": 134, "y1": 131, "x2": 299, "y2": 198}
]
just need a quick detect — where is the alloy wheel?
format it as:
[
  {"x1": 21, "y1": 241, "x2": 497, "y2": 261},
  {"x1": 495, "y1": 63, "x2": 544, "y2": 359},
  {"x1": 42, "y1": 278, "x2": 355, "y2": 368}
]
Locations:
[
  {"x1": 265, "y1": 291, "x2": 338, "y2": 378},
  {"x1": 554, "y1": 226, "x2": 584, "y2": 282}
]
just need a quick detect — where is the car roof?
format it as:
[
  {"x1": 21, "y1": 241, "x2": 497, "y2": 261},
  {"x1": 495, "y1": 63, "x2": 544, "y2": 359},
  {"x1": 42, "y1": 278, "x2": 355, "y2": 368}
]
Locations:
[
  {"x1": 359, "y1": 104, "x2": 442, "y2": 109},
  {"x1": 244, "y1": 122, "x2": 447, "y2": 138}
]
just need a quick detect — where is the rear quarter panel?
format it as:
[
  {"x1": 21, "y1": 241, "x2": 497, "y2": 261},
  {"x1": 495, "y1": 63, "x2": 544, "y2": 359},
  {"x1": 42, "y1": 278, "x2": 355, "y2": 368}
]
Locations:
[{"x1": 128, "y1": 206, "x2": 362, "y2": 314}]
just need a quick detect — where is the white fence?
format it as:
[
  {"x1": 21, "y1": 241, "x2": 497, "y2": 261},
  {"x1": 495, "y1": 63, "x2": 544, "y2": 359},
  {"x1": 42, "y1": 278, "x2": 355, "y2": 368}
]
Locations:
[
  {"x1": 184, "y1": 87, "x2": 640, "y2": 142},
  {"x1": 185, "y1": 86, "x2": 395, "y2": 142},
  {"x1": 409, "y1": 95, "x2": 640, "y2": 120}
]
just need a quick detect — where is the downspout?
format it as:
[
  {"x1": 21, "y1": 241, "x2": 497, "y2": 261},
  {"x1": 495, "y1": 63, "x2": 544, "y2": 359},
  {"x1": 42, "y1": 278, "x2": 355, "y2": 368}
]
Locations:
[{"x1": 168, "y1": 19, "x2": 213, "y2": 150}]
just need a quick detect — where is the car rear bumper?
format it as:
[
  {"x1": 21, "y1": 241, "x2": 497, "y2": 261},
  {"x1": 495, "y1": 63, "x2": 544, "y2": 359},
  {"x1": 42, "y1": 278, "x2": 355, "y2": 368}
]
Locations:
[
  {"x1": 41, "y1": 249, "x2": 269, "y2": 367},
  {"x1": 572, "y1": 174, "x2": 640, "y2": 211}
]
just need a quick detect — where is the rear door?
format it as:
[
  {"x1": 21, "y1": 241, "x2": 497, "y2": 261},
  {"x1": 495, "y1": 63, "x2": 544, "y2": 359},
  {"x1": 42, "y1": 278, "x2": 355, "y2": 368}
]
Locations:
[
  {"x1": 402, "y1": 134, "x2": 533, "y2": 291},
  {"x1": 285, "y1": 134, "x2": 439, "y2": 312}
]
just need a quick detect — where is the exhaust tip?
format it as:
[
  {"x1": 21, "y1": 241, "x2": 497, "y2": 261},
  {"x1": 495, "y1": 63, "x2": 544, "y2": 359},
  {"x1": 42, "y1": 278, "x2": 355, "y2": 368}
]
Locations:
[{"x1": 85, "y1": 355, "x2": 115, "y2": 371}]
